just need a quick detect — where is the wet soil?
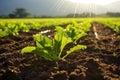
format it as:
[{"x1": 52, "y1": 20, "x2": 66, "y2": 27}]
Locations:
[{"x1": 0, "y1": 22, "x2": 120, "y2": 80}]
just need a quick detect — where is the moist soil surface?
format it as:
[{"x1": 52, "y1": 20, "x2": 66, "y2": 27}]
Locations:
[{"x1": 0, "y1": 22, "x2": 120, "y2": 80}]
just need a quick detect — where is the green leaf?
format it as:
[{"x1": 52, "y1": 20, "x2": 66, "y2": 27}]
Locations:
[
  {"x1": 62, "y1": 45, "x2": 87, "y2": 59},
  {"x1": 55, "y1": 26, "x2": 64, "y2": 42},
  {"x1": 53, "y1": 26, "x2": 64, "y2": 55},
  {"x1": 21, "y1": 46, "x2": 36, "y2": 53}
]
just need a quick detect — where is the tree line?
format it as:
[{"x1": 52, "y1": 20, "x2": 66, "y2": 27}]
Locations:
[{"x1": 0, "y1": 8, "x2": 30, "y2": 18}]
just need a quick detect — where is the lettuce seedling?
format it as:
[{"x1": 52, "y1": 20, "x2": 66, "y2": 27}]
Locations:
[{"x1": 22, "y1": 26, "x2": 87, "y2": 61}]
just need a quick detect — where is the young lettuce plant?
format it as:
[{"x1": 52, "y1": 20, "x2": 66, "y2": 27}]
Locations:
[
  {"x1": 5, "y1": 23, "x2": 19, "y2": 35},
  {"x1": 21, "y1": 26, "x2": 86, "y2": 61},
  {"x1": 0, "y1": 29, "x2": 8, "y2": 38}
]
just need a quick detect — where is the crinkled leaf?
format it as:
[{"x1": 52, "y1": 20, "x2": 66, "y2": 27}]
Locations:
[{"x1": 34, "y1": 34, "x2": 52, "y2": 48}]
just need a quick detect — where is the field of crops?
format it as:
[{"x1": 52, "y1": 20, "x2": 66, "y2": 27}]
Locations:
[{"x1": 0, "y1": 18, "x2": 120, "y2": 80}]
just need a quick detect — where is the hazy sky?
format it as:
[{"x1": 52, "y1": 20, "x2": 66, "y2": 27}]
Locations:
[
  {"x1": 66, "y1": 0, "x2": 119, "y2": 5},
  {"x1": 0, "y1": 0, "x2": 120, "y2": 15}
]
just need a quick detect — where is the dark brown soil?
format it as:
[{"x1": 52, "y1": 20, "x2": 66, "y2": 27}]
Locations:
[{"x1": 0, "y1": 22, "x2": 120, "y2": 80}]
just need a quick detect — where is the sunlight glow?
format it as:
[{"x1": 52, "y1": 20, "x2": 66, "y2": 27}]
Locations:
[{"x1": 67, "y1": 0, "x2": 115, "y2": 5}]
